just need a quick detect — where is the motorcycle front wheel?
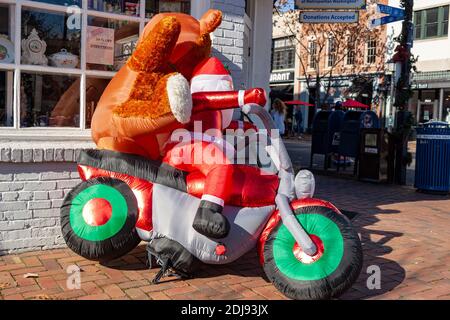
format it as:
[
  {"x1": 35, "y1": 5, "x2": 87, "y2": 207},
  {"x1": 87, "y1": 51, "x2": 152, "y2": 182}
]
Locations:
[{"x1": 262, "y1": 205, "x2": 363, "y2": 300}]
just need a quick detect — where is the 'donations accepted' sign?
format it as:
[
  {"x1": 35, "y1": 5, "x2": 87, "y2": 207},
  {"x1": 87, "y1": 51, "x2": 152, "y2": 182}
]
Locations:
[
  {"x1": 300, "y1": 11, "x2": 359, "y2": 23},
  {"x1": 296, "y1": 0, "x2": 366, "y2": 9}
]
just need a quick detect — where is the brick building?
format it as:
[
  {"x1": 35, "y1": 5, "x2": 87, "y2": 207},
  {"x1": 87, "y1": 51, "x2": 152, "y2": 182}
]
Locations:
[{"x1": 0, "y1": 0, "x2": 273, "y2": 254}]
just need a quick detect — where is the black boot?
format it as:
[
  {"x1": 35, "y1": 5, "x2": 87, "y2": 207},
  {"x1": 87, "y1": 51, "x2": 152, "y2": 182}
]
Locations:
[{"x1": 192, "y1": 200, "x2": 230, "y2": 239}]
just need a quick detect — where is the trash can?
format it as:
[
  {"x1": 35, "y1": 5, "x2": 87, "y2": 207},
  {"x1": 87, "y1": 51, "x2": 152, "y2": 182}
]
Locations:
[{"x1": 415, "y1": 121, "x2": 450, "y2": 194}]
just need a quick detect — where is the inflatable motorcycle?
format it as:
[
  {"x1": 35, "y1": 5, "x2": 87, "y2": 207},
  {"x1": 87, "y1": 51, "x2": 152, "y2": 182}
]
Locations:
[{"x1": 60, "y1": 10, "x2": 363, "y2": 300}]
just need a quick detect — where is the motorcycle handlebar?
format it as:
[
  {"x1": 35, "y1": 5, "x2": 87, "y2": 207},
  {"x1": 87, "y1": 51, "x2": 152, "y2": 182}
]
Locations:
[{"x1": 192, "y1": 88, "x2": 267, "y2": 113}]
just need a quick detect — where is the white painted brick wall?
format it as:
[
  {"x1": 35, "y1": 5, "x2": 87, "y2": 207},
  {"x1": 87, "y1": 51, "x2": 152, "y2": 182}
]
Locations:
[
  {"x1": 0, "y1": 162, "x2": 81, "y2": 255},
  {"x1": 212, "y1": 0, "x2": 246, "y2": 89}
]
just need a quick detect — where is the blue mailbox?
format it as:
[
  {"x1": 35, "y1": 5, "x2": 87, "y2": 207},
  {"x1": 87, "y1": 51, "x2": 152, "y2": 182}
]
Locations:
[
  {"x1": 328, "y1": 110, "x2": 345, "y2": 154},
  {"x1": 310, "y1": 111, "x2": 332, "y2": 167},
  {"x1": 339, "y1": 111, "x2": 363, "y2": 158}
]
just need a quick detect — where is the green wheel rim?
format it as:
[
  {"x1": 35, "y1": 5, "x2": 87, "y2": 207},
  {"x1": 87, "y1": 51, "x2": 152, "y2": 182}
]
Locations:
[
  {"x1": 273, "y1": 213, "x2": 344, "y2": 281},
  {"x1": 69, "y1": 184, "x2": 128, "y2": 242}
]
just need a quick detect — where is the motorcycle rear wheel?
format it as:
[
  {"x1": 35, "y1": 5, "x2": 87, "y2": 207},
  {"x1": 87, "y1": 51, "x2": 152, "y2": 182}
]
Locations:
[
  {"x1": 60, "y1": 177, "x2": 141, "y2": 261},
  {"x1": 262, "y1": 205, "x2": 363, "y2": 300}
]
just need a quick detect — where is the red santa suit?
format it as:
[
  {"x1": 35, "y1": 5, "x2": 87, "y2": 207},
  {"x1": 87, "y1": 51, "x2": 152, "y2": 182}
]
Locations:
[{"x1": 163, "y1": 57, "x2": 266, "y2": 239}]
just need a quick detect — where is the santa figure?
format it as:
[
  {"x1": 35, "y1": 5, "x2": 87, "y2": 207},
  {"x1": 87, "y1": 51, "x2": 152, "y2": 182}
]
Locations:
[{"x1": 163, "y1": 57, "x2": 266, "y2": 239}]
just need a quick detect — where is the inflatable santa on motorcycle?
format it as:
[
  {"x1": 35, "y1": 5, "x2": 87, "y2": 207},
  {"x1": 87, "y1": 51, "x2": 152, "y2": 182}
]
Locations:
[{"x1": 60, "y1": 9, "x2": 363, "y2": 300}]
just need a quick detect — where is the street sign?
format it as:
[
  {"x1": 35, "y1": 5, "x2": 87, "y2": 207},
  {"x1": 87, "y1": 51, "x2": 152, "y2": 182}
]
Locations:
[
  {"x1": 295, "y1": 0, "x2": 366, "y2": 10},
  {"x1": 376, "y1": 4, "x2": 405, "y2": 18},
  {"x1": 369, "y1": 4, "x2": 406, "y2": 29},
  {"x1": 300, "y1": 11, "x2": 359, "y2": 24},
  {"x1": 369, "y1": 15, "x2": 405, "y2": 29}
]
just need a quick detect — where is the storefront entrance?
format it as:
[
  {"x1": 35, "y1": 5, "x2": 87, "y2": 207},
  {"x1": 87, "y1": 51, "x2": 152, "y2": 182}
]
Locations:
[{"x1": 417, "y1": 100, "x2": 439, "y2": 124}]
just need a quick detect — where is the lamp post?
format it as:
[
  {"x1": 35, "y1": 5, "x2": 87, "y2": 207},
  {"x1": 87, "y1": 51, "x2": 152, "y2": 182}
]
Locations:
[{"x1": 393, "y1": 0, "x2": 414, "y2": 185}]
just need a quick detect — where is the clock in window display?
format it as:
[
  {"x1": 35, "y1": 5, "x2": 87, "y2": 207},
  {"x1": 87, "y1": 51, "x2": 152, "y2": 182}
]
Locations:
[{"x1": 21, "y1": 28, "x2": 48, "y2": 66}]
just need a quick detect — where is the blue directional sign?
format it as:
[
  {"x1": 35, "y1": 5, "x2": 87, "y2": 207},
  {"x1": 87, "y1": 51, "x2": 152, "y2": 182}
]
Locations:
[
  {"x1": 370, "y1": 4, "x2": 405, "y2": 29},
  {"x1": 376, "y1": 4, "x2": 405, "y2": 18}
]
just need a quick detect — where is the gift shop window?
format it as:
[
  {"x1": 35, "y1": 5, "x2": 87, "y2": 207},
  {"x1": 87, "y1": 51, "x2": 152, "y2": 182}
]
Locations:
[{"x1": 0, "y1": 0, "x2": 192, "y2": 137}]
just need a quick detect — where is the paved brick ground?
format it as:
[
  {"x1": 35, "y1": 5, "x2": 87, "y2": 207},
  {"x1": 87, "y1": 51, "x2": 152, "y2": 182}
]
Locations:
[
  {"x1": 0, "y1": 138, "x2": 449, "y2": 300},
  {"x1": 0, "y1": 174, "x2": 448, "y2": 300}
]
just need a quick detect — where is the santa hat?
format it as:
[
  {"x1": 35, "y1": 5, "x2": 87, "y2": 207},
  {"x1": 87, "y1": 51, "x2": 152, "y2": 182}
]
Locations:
[{"x1": 191, "y1": 57, "x2": 234, "y2": 93}]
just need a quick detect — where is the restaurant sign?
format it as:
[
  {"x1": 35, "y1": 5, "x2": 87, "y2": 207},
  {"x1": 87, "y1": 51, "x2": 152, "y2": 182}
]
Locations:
[{"x1": 270, "y1": 71, "x2": 295, "y2": 83}]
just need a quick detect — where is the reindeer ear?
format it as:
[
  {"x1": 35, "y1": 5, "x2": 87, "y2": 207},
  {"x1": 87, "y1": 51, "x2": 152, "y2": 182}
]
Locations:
[{"x1": 200, "y1": 9, "x2": 222, "y2": 35}]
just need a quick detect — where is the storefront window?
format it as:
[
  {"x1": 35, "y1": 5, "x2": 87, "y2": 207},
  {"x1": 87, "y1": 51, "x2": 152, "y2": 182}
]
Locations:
[
  {"x1": 145, "y1": 0, "x2": 190, "y2": 18},
  {"x1": 421, "y1": 90, "x2": 437, "y2": 102},
  {"x1": 1, "y1": 0, "x2": 193, "y2": 133},
  {"x1": 86, "y1": 17, "x2": 139, "y2": 71},
  {"x1": 31, "y1": 0, "x2": 82, "y2": 6},
  {"x1": 443, "y1": 90, "x2": 450, "y2": 124},
  {"x1": 0, "y1": 4, "x2": 15, "y2": 64},
  {"x1": 85, "y1": 77, "x2": 111, "y2": 128},
  {"x1": 0, "y1": 70, "x2": 14, "y2": 127},
  {"x1": 89, "y1": 0, "x2": 140, "y2": 17},
  {"x1": 414, "y1": 5, "x2": 449, "y2": 40},
  {"x1": 20, "y1": 72, "x2": 80, "y2": 128},
  {"x1": 21, "y1": 8, "x2": 81, "y2": 69}
]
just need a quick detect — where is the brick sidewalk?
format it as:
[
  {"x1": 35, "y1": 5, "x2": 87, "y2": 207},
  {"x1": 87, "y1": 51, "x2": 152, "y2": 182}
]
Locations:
[{"x1": 0, "y1": 175, "x2": 449, "y2": 300}]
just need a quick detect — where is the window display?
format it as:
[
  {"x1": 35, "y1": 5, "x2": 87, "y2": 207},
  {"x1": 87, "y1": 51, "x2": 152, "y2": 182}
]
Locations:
[
  {"x1": 85, "y1": 77, "x2": 111, "y2": 128},
  {"x1": 87, "y1": 16, "x2": 139, "y2": 71},
  {"x1": 20, "y1": 72, "x2": 80, "y2": 127},
  {"x1": 31, "y1": 0, "x2": 82, "y2": 6},
  {"x1": 1, "y1": 0, "x2": 193, "y2": 133},
  {"x1": 0, "y1": 70, "x2": 14, "y2": 127},
  {"x1": 0, "y1": 4, "x2": 14, "y2": 64},
  {"x1": 88, "y1": 0, "x2": 140, "y2": 17},
  {"x1": 145, "y1": 0, "x2": 190, "y2": 18},
  {"x1": 21, "y1": 8, "x2": 81, "y2": 68}
]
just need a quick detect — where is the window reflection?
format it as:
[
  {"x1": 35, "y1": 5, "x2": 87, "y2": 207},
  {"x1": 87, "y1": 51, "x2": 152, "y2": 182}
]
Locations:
[
  {"x1": 89, "y1": 0, "x2": 140, "y2": 17},
  {"x1": 20, "y1": 72, "x2": 80, "y2": 127},
  {"x1": 30, "y1": 0, "x2": 82, "y2": 6},
  {"x1": 21, "y1": 8, "x2": 81, "y2": 68},
  {"x1": 86, "y1": 77, "x2": 111, "y2": 128},
  {"x1": 0, "y1": 70, "x2": 14, "y2": 127},
  {"x1": 145, "y1": 0, "x2": 190, "y2": 18},
  {"x1": 0, "y1": 4, "x2": 14, "y2": 64}
]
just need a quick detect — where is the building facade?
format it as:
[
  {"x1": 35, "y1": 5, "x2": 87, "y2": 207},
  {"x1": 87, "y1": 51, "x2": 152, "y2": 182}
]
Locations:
[
  {"x1": 0, "y1": 0, "x2": 273, "y2": 254},
  {"x1": 270, "y1": 11, "x2": 301, "y2": 132},
  {"x1": 387, "y1": 0, "x2": 450, "y2": 124},
  {"x1": 272, "y1": 3, "x2": 389, "y2": 131}
]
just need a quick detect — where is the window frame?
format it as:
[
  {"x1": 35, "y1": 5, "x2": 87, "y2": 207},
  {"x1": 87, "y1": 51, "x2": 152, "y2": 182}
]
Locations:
[
  {"x1": 0, "y1": 0, "x2": 192, "y2": 138},
  {"x1": 366, "y1": 37, "x2": 376, "y2": 65},
  {"x1": 346, "y1": 35, "x2": 356, "y2": 66},
  {"x1": 414, "y1": 5, "x2": 449, "y2": 40},
  {"x1": 326, "y1": 36, "x2": 336, "y2": 68},
  {"x1": 308, "y1": 39, "x2": 317, "y2": 70},
  {"x1": 271, "y1": 36, "x2": 295, "y2": 71}
]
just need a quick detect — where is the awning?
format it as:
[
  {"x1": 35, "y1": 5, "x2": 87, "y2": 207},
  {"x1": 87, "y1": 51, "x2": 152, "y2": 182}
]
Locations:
[
  {"x1": 283, "y1": 100, "x2": 314, "y2": 107},
  {"x1": 342, "y1": 99, "x2": 370, "y2": 109},
  {"x1": 269, "y1": 84, "x2": 294, "y2": 101}
]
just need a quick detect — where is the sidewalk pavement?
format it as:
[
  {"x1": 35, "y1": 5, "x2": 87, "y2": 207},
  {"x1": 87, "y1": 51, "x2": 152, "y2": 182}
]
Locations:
[
  {"x1": 0, "y1": 141, "x2": 449, "y2": 300},
  {"x1": 1, "y1": 174, "x2": 448, "y2": 300}
]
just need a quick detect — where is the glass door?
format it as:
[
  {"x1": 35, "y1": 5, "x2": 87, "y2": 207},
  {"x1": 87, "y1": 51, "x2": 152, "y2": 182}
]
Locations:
[{"x1": 417, "y1": 101, "x2": 438, "y2": 124}]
